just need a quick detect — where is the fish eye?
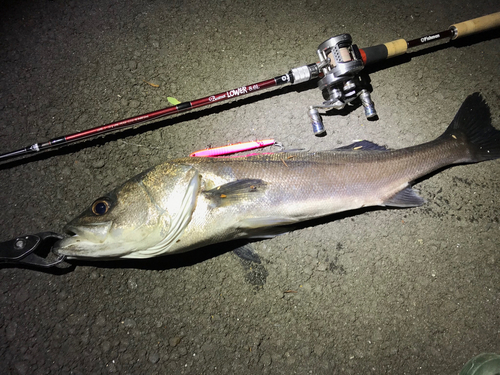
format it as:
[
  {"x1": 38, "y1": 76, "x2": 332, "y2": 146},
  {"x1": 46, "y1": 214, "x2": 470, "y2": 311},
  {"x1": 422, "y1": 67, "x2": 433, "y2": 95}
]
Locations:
[{"x1": 91, "y1": 199, "x2": 111, "y2": 216}]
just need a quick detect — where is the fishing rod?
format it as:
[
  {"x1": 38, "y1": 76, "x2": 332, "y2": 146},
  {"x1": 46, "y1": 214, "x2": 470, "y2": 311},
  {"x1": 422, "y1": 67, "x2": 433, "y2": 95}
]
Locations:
[{"x1": 0, "y1": 12, "x2": 499, "y2": 164}]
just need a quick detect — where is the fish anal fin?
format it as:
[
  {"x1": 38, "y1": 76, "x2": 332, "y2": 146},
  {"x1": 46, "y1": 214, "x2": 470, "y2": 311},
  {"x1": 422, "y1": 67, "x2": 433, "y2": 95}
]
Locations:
[
  {"x1": 204, "y1": 179, "x2": 267, "y2": 207},
  {"x1": 384, "y1": 186, "x2": 426, "y2": 208}
]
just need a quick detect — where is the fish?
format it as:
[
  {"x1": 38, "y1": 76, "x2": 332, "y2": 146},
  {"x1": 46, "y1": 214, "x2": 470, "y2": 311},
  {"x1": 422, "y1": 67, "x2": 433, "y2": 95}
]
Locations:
[{"x1": 53, "y1": 93, "x2": 500, "y2": 260}]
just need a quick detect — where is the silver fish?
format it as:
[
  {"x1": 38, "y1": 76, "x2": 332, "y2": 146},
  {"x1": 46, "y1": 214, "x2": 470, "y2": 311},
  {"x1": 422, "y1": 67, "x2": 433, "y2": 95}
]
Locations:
[{"x1": 54, "y1": 93, "x2": 500, "y2": 260}]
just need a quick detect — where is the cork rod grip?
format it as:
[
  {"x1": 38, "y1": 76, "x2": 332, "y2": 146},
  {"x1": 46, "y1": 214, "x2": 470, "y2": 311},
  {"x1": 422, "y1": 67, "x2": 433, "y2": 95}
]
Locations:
[
  {"x1": 451, "y1": 12, "x2": 500, "y2": 39},
  {"x1": 383, "y1": 39, "x2": 408, "y2": 58}
]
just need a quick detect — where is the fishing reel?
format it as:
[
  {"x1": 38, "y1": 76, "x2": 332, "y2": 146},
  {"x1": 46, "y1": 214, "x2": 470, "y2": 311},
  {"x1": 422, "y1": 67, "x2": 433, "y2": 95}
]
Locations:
[{"x1": 308, "y1": 34, "x2": 377, "y2": 136}]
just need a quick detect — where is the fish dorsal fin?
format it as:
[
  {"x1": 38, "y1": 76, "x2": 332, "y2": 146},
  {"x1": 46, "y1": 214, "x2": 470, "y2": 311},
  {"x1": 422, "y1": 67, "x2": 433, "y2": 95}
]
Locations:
[
  {"x1": 334, "y1": 140, "x2": 388, "y2": 151},
  {"x1": 204, "y1": 179, "x2": 267, "y2": 207},
  {"x1": 384, "y1": 186, "x2": 426, "y2": 207}
]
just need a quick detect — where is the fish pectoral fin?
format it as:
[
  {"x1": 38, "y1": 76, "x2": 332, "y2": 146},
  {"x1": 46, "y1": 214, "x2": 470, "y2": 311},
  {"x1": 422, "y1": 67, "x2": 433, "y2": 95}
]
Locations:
[
  {"x1": 204, "y1": 179, "x2": 267, "y2": 207},
  {"x1": 232, "y1": 244, "x2": 269, "y2": 288},
  {"x1": 383, "y1": 186, "x2": 426, "y2": 208},
  {"x1": 233, "y1": 244, "x2": 262, "y2": 264},
  {"x1": 334, "y1": 140, "x2": 389, "y2": 151}
]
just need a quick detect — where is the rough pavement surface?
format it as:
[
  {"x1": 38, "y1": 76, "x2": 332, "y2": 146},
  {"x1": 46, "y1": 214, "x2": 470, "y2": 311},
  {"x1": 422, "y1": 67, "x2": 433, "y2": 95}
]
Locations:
[{"x1": 1, "y1": 0, "x2": 499, "y2": 374}]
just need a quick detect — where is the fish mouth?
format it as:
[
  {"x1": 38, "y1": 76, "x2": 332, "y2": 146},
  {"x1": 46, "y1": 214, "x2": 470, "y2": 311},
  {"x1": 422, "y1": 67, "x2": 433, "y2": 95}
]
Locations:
[
  {"x1": 64, "y1": 222, "x2": 112, "y2": 243},
  {"x1": 53, "y1": 222, "x2": 113, "y2": 258},
  {"x1": 62, "y1": 226, "x2": 85, "y2": 239}
]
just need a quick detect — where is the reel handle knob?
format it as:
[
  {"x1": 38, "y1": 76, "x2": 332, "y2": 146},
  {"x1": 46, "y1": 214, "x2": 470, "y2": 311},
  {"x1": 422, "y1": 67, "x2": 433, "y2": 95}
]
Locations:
[{"x1": 308, "y1": 107, "x2": 326, "y2": 136}]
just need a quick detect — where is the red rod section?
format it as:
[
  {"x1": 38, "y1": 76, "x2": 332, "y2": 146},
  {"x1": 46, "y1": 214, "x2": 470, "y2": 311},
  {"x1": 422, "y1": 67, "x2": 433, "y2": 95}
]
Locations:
[
  {"x1": 61, "y1": 78, "x2": 280, "y2": 143},
  {"x1": 1, "y1": 77, "x2": 288, "y2": 161}
]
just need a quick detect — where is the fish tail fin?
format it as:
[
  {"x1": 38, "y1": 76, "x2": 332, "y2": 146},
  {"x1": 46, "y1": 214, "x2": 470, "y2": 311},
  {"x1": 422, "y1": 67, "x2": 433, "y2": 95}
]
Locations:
[{"x1": 441, "y1": 93, "x2": 500, "y2": 162}]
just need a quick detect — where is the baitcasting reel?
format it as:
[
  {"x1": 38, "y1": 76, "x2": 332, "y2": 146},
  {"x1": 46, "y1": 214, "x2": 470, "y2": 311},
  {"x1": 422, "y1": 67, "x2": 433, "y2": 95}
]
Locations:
[{"x1": 308, "y1": 34, "x2": 376, "y2": 136}]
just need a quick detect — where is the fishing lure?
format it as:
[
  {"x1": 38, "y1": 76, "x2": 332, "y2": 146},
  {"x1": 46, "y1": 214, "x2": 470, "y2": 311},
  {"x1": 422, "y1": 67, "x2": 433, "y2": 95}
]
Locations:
[{"x1": 189, "y1": 139, "x2": 276, "y2": 157}]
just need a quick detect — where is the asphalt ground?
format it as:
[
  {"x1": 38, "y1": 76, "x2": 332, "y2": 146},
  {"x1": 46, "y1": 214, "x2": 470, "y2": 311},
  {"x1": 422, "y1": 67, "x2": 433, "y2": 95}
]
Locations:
[{"x1": 1, "y1": 0, "x2": 499, "y2": 374}]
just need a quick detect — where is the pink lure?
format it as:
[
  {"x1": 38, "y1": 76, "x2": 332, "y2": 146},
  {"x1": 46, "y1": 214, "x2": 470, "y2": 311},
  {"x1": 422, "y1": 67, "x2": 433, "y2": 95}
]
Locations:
[{"x1": 189, "y1": 139, "x2": 275, "y2": 157}]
